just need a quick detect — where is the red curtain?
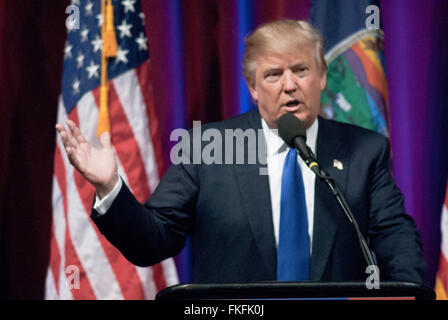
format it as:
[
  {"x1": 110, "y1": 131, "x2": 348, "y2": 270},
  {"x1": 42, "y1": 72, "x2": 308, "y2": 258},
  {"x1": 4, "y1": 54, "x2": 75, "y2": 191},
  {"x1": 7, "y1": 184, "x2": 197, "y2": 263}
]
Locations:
[{"x1": 0, "y1": 0, "x2": 67, "y2": 299}]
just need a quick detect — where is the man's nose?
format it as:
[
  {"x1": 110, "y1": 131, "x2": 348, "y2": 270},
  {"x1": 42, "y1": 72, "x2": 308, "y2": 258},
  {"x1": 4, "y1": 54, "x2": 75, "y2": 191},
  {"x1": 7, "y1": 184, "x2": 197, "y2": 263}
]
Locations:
[{"x1": 283, "y1": 71, "x2": 297, "y2": 93}]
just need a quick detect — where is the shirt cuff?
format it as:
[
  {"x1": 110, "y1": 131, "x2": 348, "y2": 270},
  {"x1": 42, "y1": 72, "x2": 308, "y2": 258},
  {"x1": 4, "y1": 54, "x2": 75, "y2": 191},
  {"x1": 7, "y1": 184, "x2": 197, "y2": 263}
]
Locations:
[{"x1": 93, "y1": 178, "x2": 123, "y2": 215}]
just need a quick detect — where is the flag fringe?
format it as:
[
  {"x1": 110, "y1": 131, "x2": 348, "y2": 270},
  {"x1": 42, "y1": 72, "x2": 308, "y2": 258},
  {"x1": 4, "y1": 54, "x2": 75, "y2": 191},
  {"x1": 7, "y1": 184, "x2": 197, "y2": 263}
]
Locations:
[{"x1": 97, "y1": 0, "x2": 117, "y2": 137}]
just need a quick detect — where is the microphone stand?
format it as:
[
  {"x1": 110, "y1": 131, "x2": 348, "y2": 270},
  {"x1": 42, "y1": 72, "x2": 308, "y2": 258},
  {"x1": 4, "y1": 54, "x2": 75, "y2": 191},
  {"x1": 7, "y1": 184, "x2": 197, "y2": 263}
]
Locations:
[{"x1": 303, "y1": 147, "x2": 377, "y2": 269}]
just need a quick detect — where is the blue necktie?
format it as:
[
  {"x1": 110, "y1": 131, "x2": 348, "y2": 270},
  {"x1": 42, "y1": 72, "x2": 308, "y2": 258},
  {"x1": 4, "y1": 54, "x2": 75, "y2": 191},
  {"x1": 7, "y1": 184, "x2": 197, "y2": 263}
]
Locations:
[{"x1": 277, "y1": 148, "x2": 310, "y2": 281}]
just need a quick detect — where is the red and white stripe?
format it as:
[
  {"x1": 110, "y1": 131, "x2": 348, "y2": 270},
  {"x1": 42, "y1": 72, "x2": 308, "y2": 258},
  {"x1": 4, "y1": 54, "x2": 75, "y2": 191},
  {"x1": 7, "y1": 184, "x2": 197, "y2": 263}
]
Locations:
[
  {"x1": 436, "y1": 185, "x2": 448, "y2": 300},
  {"x1": 45, "y1": 61, "x2": 179, "y2": 300}
]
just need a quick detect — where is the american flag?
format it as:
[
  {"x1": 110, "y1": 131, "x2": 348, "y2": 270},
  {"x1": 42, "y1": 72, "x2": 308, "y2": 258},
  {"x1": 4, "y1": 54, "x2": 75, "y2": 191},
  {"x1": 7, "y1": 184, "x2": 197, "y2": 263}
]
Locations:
[{"x1": 45, "y1": 0, "x2": 179, "y2": 299}]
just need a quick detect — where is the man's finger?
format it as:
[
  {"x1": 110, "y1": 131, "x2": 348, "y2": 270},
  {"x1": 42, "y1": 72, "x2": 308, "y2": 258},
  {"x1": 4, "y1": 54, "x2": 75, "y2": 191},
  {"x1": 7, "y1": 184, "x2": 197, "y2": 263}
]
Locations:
[
  {"x1": 99, "y1": 131, "x2": 112, "y2": 149},
  {"x1": 59, "y1": 130, "x2": 73, "y2": 150},
  {"x1": 55, "y1": 123, "x2": 65, "y2": 133},
  {"x1": 67, "y1": 120, "x2": 87, "y2": 144},
  {"x1": 55, "y1": 123, "x2": 69, "y2": 142},
  {"x1": 68, "y1": 132, "x2": 80, "y2": 149},
  {"x1": 66, "y1": 146, "x2": 81, "y2": 169},
  {"x1": 60, "y1": 122, "x2": 81, "y2": 151}
]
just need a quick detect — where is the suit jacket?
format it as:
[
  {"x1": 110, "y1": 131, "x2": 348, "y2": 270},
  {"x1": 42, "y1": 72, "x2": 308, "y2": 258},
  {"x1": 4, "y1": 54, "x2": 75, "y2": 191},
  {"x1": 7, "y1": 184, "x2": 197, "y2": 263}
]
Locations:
[{"x1": 91, "y1": 109, "x2": 426, "y2": 284}]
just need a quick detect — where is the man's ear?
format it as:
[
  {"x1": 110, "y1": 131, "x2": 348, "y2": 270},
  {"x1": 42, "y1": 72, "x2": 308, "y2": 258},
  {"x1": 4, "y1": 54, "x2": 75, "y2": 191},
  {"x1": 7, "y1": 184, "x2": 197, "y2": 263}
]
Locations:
[
  {"x1": 320, "y1": 72, "x2": 327, "y2": 91},
  {"x1": 248, "y1": 82, "x2": 258, "y2": 102}
]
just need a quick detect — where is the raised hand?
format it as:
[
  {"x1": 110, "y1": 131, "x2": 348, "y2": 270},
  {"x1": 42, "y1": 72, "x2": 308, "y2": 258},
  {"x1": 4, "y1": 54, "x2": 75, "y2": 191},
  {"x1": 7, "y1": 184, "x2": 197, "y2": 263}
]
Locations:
[{"x1": 55, "y1": 120, "x2": 119, "y2": 198}]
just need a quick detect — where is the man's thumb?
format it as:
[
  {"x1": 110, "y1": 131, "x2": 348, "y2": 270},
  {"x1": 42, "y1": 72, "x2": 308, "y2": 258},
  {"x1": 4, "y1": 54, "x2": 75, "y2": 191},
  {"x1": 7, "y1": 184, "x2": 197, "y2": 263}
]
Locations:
[{"x1": 99, "y1": 131, "x2": 112, "y2": 149}]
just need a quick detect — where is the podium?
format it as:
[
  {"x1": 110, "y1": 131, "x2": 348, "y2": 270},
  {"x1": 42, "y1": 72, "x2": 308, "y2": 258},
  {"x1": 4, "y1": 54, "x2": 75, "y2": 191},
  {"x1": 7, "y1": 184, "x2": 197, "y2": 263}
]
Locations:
[{"x1": 156, "y1": 281, "x2": 435, "y2": 300}]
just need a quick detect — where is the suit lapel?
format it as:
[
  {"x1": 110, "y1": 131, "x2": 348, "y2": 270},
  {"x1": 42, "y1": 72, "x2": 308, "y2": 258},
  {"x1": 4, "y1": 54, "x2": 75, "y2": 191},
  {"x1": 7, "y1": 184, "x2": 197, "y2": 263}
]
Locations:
[
  {"x1": 232, "y1": 110, "x2": 277, "y2": 278},
  {"x1": 310, "y1": 117, "x2": 350, "y2": 280}
]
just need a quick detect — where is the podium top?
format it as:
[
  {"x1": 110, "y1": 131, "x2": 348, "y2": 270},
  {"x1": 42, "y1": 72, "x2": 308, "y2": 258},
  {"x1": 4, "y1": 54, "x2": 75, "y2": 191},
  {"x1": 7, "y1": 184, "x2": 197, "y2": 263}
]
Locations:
[{"x1": 156, "y1": 281, "x2": 435, "y2": 300}]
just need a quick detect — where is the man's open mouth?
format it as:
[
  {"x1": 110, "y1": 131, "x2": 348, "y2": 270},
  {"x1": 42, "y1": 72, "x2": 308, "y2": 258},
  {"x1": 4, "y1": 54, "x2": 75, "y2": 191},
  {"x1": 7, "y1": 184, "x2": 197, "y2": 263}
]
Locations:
[{"x1": 284, "y1": 100, "x2": 300, "y2": 107}]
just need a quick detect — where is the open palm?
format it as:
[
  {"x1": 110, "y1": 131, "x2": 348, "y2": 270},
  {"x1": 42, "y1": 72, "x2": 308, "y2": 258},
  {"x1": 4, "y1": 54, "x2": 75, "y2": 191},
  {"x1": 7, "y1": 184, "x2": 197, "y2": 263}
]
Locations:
[{"x1": 56, "y1": 120, "x2": 118, "y2": 197}]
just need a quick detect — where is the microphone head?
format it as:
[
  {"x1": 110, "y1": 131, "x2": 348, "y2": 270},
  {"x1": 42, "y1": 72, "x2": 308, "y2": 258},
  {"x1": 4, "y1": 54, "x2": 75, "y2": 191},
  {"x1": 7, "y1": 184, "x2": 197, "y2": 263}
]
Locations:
[{"x1": 277, "y1": 113, "x2": 307, "y2": 147}]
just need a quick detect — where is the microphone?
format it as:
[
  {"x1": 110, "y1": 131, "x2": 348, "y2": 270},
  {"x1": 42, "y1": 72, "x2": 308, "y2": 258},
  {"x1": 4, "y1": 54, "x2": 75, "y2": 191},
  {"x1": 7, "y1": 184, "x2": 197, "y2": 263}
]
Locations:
[
  {"x1": 277, "y1": 113, "x2": 320, "y2": 175},
  {"x1": 277, "y1": 113, "x2": 377, "y2": 270}
]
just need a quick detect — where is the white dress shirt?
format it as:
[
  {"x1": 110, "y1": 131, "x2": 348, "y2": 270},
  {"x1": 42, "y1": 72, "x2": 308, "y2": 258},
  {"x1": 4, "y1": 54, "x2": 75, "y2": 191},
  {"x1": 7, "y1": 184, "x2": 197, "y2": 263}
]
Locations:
[
  {"x1": 94, "y1": 116, "x2": 319, "y2": 252},
  {"x1": 261, "y1": 117, "x2": 317, "y2": 252},
  {"x1": 94, "y1": 176, "x2": 123, "y2": 215}
]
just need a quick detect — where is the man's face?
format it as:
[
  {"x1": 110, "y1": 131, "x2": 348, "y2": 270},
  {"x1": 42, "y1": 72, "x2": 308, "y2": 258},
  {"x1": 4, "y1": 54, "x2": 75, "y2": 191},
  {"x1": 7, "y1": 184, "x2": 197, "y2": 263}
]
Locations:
[{"x1": 248, "y1": 47, "x2": 326, "y2": 129}]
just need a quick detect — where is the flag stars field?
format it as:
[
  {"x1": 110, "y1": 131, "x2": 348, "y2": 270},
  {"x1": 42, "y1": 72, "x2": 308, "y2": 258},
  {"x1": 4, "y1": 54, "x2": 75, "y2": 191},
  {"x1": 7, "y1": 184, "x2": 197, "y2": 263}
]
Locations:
[
  {"x1": 85, "y1": 0, "x2": 94, "y2": 16},
  {"x1": 117, "y1": 20, "x2": 133, "y2": 39},
  {"x1": 86, "y1": 60, "x2": 99, "y2": 79},
  {"x1": 122, "y1": 0, "x2": 136, "y2": 13},
  {"x1": 135, "y1": 32, "x2": 147, "y2": 51}
]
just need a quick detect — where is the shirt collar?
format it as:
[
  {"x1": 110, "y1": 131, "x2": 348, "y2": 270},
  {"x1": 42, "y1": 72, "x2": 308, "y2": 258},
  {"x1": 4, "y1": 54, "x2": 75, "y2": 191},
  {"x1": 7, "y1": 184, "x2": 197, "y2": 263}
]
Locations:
[{"x1": 261, "y1": 116, "x2": 319, "y2": 157}]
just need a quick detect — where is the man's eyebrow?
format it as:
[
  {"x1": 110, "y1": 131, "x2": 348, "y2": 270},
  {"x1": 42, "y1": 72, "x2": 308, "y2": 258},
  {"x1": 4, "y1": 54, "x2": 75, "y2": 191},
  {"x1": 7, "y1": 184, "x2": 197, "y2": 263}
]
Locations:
[
  {"x1": 261, "y1": 61, "x2": 310, "y2": 74},
  {"x1": 290, "y1": 61, "x2": 309, "y2": 69},
  {"x1": 262, "y1": 67, "x2": 283, "y2": 74}
]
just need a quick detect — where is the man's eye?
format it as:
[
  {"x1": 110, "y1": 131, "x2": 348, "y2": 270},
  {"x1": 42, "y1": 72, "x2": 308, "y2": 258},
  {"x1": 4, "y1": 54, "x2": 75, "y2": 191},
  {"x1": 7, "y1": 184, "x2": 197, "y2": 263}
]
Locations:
[
  {"x1": 265, "y1": 73, "x2": 281, "y2": 81},
  {"x1": 295, "y1": 67, "x2": 308, "y2": 75}
]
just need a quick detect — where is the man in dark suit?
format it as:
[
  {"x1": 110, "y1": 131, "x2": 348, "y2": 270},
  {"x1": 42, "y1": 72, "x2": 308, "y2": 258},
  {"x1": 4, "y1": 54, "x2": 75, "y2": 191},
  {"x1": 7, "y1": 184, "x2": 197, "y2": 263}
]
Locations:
[{"x1": 56, "y1": 19, "x2": 426, "y2": 284}]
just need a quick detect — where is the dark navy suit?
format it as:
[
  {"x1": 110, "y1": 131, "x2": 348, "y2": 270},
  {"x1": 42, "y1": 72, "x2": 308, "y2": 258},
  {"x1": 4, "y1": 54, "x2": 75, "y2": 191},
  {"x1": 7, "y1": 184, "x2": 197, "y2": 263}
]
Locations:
[{"x1": 91, "y1": 109, "x2": 426, "y2": 284}]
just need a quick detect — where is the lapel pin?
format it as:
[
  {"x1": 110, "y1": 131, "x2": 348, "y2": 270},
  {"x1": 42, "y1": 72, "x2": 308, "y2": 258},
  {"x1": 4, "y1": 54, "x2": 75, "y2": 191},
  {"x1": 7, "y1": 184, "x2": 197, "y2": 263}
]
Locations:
[{"x1": 333, "y1": 159, "x2": 343, "y2": 170}]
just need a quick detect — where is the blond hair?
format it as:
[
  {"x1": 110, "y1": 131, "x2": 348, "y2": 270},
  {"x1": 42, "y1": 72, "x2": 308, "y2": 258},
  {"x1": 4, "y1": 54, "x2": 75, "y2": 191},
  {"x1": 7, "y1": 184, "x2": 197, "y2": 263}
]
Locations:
[{"x1": 242, "y1": 19, "x2": 327, "y2": 87}]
